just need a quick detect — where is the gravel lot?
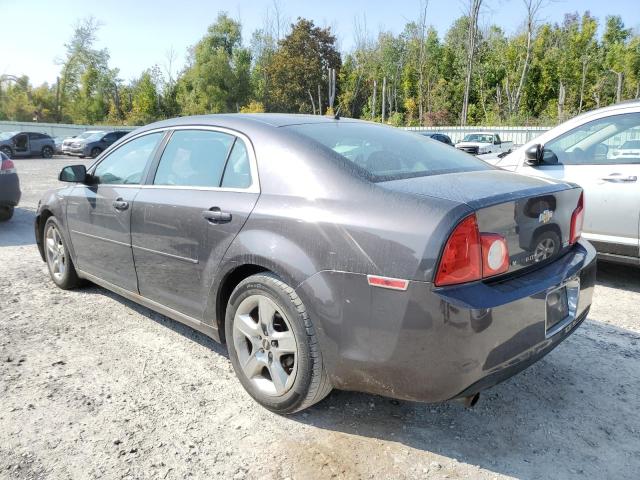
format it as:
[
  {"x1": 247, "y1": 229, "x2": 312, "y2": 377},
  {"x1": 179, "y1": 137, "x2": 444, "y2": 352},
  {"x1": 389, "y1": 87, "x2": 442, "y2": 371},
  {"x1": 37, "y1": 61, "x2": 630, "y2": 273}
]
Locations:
[{"x1": 1, "y1": 158, "x2": 639, "y2": 480}]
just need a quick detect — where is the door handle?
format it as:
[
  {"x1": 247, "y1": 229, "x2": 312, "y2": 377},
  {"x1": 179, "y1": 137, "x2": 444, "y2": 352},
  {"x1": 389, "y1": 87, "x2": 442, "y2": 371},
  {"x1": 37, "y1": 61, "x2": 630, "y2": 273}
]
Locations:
[
  {"x1": 112, "y1": 198, "x2": 129, "y2": 210},
  {"x1": 601, "y1": 174, "x2": 637, "y2": 183},
  {"x1": 202, "y1": 207, "x2": 232, "y2": 224}
]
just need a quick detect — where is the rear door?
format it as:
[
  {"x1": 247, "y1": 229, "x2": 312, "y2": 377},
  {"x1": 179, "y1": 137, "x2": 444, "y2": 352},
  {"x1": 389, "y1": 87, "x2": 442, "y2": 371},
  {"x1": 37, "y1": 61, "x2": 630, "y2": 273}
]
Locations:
[
  {"x1": 131, "y1": 128, "x2": 259, "y2": 320},
  {"x1": 518, "y1": 111, "x2": 640, "y2": 259},
  {"x1": 28, "y1": 133, "x2": 46, "y2": 155},
  {"x1": 66, "y1": 132, "x2": 164, "y2": 291}
]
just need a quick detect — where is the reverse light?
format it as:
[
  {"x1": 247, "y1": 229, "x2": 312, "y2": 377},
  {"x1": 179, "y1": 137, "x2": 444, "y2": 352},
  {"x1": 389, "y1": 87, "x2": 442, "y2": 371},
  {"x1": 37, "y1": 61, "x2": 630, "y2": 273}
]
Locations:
[
  {"x1": 367, "y1": 275, "x2": 409, "y2": 291},
  {"x1": 481, "y1": 233, "x2": 509, "y2": 277},
  {"x1": 0, "y1": 158, "x2": 16, "y2": 175},
  {"x1": 569, "y1": 192, "x2": 584, "y2": 245},
  {"x1": 435, "y1": 214, "x2": 510, "y2": 286}
]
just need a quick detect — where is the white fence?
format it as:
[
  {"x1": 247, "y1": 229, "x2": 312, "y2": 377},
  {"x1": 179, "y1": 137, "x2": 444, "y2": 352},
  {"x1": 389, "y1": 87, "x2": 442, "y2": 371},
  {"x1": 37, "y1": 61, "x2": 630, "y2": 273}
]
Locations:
[
  {"x1": 0, "y1": 121, "x2": 135, "y2": 138},
  {"x1": 1, "y1": 120, "x2": 551, "y2": 145},
  {"x1": 403, "y1": 125, "x2": 550, "y2": 145}
]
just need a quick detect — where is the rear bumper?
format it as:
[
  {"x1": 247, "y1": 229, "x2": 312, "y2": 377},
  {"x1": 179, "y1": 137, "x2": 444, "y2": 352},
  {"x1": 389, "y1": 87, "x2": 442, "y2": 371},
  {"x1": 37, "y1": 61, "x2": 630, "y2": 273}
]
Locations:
[
  {"x1": 0, "y1": 173, "x2": 21, "y2": 207},
  {"x1": 296, "y1": 239, "x2": 596, "y2": 403}
]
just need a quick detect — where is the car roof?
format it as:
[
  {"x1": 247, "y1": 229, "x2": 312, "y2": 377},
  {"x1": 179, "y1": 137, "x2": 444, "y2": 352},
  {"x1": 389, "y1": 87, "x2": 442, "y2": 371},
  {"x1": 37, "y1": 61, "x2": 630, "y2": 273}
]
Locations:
[{"x1": 139, "y1": 113, "x2": 364, "y2": 132}]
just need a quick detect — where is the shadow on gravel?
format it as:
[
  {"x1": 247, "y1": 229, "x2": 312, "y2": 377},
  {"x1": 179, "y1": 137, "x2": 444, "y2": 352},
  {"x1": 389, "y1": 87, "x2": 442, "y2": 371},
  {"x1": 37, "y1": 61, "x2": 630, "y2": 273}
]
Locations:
[
  {"x1": 80, "y1": 284, "x2": 228, "y2": 357},
  {"x1": 290, "y1": 319, "x2": 640, "y2": 479},
  {"x1": 596, "y1": 261, "x2": 640, "y2": 293},
  {"x1": 0, "y1": 207, "x2": 36, "y2": 247}
]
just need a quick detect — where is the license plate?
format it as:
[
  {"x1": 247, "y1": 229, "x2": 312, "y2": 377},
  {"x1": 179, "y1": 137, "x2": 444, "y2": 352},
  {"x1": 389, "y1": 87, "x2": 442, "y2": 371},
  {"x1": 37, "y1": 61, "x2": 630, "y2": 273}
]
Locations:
[{"x1": 545, "y1": 277, "x2": 580, "y2": 337}]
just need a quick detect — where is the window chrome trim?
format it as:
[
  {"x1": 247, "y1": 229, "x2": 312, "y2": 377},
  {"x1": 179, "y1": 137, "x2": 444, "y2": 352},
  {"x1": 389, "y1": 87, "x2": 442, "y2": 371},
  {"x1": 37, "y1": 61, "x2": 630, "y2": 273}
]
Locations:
[{"x1": 88, "y1": 125, "x2": 261, "y2": 194}]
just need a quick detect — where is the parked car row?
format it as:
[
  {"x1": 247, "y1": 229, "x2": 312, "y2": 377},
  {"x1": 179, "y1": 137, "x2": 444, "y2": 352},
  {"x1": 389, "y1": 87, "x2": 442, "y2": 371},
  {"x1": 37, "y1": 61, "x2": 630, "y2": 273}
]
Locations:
[
  {"x1": 62, "y1": 130, "x2": 129, "y2": 158},
  {"x1": 0, "y1": 129, "x2": 130, "y2": 159}
]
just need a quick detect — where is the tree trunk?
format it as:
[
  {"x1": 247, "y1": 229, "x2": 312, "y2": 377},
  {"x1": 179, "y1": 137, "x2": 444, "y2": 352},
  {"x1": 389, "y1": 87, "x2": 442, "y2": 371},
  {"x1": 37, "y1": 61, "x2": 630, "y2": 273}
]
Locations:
[
  {"x1": 461, "y1": 0, "x2": 482, "y2": 126},
  {"x1": 381, "y1": 76, "x2": 387, "y2": 123},
  {"x1": 317, "y1": 84, "x2": 322, "y2": 115},
  {"x1": 616, "y1": 72, "x2": 624, "y2": 103},
  {"x1": 308, "y1": 89, "x2": 316, "y2": 115},
  {"x1": 371, "y1": 79, "x2": 377, "y2": 120},
  {"x1": 558, "y1": 80, "x2": 566, "y2": 121},
  {"x1": 578, "y1": 58, "x2": 587, "y2": 113}
]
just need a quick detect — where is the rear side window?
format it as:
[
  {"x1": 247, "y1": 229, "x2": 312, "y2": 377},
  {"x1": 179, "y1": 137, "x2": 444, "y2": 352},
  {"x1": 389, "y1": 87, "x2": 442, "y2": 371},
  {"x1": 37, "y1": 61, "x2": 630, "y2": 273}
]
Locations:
[
  {"x1": 221, "y1": 139, "x2": 252, "y2": 189},
  {"x1": 93, "y1": 133, "x2": 163, "y2": 185},
  {"x1": 287, "y1": 123, "x2": 490, "y2": 182},
  {"x1": 154, "y1": 130, "x2": 234, "y2": 187}
]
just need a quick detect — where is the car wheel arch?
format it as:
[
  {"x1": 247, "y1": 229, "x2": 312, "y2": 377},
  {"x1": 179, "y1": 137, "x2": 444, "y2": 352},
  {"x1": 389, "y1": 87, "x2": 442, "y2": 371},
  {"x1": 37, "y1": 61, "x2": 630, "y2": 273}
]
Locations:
[{"x1": 36, "y1": 209, "x2": 55, "y2": 261}]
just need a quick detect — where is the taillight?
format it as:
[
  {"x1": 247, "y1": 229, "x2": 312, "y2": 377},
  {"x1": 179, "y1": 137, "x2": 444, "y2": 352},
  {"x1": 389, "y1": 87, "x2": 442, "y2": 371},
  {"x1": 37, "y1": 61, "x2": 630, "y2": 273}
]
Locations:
[
  {"x1": 570, "y1": 192, "x2": 584, "y2": 245},
  {"x1": 0, "y1": 158, "x2": 16, "y2": 175},
  {"x1": 435, "y1": 215, "x2": 482, "y2": 286},
  {"x1": 435, "y1": 214, "x2": 510, "y2": 286},
  {"x1": 481, "y1": 233, "x2": 509, "y2": 277}
]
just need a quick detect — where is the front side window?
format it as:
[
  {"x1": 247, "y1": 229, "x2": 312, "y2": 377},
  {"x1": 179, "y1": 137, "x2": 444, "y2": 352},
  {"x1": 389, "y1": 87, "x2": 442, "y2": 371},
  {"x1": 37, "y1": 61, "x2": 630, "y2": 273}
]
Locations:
[
  {"x1": 93, "y1": 132, "x2": 162, "y2": 185},
  {"x1": 544, "y1": 112, "x2": 640, "y2": 165},
  {"x1": 154, "y1": 130, "x2": 234, "y2": 187},
  {"x1": 287, "y1": 123, "x2": 490, "y2": 182}
]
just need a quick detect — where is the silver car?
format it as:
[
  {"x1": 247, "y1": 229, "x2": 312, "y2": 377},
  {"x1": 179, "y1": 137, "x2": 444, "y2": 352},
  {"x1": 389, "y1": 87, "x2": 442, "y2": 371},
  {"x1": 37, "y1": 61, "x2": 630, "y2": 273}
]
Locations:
[{"x1": 493, "y1": 101, "x2": 640, "y2": 266}]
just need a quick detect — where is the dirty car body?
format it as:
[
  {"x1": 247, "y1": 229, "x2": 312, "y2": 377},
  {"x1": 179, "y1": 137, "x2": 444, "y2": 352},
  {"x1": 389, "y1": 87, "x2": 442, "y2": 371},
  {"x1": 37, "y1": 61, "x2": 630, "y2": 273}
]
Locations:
[{"x1": 35, "y1": 114, "x2": 596, "y2": 408}]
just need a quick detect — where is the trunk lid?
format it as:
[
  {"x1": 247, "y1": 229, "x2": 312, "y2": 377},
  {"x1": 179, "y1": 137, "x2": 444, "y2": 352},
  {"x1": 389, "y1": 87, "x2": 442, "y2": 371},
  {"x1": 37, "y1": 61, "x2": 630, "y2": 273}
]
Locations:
[{"x1": 381, "y1": 170, "x2": 582, "y2": 276}]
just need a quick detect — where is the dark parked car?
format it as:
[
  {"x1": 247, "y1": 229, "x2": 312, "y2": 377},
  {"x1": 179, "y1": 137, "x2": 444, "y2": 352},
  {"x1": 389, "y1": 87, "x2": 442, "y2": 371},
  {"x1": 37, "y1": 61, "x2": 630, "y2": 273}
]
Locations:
[
  {"x1": 35, "y1": 114, "x2": 596, "y2": 413},
  {"x1": 418, "y1": 131, "x2": 454, "y2": 146},
  {"x1": 0, "y1": 151, "x2": 20, "y2": 221},
  {"x1": 66, "y1": 130, "x2": 129, "y2": 158},
  {"x1": 0, "y1": 131, "x2": 55, "y2": 158}
]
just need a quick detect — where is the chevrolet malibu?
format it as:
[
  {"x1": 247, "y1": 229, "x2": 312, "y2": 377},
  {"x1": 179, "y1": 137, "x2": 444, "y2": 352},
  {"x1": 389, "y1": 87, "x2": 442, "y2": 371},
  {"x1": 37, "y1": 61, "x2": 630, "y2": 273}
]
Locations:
[{"x1": 35, "y1": 114, "x2": 596, "y2": 413}]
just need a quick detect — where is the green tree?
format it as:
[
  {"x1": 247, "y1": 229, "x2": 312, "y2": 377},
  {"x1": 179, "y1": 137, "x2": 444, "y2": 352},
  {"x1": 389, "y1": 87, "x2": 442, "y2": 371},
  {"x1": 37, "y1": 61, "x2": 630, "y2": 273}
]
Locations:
[
  {"x1": 266, "y1": 18, "x2": 341, "y2": 113},
  {"x1": 176, "y1": 13, "x2": 252, "y2": 114}
]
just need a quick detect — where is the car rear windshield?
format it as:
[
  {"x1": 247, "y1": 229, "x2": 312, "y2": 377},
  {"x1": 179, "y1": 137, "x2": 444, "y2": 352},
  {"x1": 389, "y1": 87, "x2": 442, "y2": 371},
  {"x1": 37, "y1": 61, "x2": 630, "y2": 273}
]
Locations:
[{"x1": 286, "y1": 122, "x2": 490, "y2": 182}]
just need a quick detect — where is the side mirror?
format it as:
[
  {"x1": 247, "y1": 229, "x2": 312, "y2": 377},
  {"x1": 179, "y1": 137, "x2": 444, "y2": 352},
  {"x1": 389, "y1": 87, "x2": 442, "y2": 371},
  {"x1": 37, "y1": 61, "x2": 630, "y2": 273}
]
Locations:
[
  {"x1": 524, "y1": 144, "x2": 543, "y2": 166},
  {"x1": 59, "y1": 164, "x2": 88, "y2": 183}
]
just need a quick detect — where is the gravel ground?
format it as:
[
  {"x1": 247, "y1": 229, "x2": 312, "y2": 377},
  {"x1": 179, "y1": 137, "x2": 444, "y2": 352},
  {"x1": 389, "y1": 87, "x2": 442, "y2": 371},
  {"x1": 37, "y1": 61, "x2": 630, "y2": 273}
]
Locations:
[{"x1": 1, "y1": 158, "x2": 639, "y2": 480}]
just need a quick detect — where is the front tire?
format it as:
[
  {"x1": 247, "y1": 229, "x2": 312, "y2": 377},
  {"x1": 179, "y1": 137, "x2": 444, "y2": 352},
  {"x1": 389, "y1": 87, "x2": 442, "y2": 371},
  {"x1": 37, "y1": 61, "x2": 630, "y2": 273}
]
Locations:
[
  {"x1": 0, "y1": 206, "x2": 14, "y2": 221},
  {"x1": 44, "y1": 217, "x2": 82, "y2": 290},
  {"x1": 225, "y1": 273, "x2": 332, "y2": 414},
  {"x1": 42, "y1": 146, "x2": 54, "y2": 158},
  {"x1": 90, "y1": 147, "x2": 102, "y2": 158}
]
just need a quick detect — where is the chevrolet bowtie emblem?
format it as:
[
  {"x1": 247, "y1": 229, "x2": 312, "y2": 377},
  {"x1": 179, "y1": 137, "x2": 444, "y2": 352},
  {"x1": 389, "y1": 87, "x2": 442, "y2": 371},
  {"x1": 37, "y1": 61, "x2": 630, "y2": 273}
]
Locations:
[{"x1": 538, "y1": 209, "x2": 553, "y2": 224}]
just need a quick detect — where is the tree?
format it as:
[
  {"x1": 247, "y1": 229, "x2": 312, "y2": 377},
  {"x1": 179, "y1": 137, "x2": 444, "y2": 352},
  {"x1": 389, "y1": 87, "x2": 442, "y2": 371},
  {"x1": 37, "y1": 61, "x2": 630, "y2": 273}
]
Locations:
[
  {"x1": 266, "y1": 18, "x2": 341, "y2": 113},
  {"x1": 176, "y1": 13, "x2": 252, "y2": 114}
]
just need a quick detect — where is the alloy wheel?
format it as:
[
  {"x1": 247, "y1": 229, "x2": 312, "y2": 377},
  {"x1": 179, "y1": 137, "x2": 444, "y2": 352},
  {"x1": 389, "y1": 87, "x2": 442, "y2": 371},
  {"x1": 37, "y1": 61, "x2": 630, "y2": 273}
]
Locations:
[
  {"x1": 533, "y1": 237, "x2": 556, "y2": 262},
  {"x1": 45, "y1": 224, "x2": 66, "y2": 281},
  {"x1": 232, "y1": 294, "x2": 298, "y2": 397}
]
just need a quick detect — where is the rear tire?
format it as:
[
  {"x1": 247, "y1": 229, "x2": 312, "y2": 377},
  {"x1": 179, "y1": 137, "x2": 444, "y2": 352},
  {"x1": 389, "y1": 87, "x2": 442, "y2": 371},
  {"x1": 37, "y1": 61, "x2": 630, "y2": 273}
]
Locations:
[
  {"x1": 0, "y1": 206, "x2": 14, "y2": 221},
  {"x1": 225, "y1": 273, "x2": 332, "y2": 414},
  {"x1": 41, "y1": 146, "x2": 54, "y2": 158},
  {"x1": 44, "y1": 217, "x2": 82, "y2": 290},
  {"x1": 90, "y1": 147, "x2": 102, "y2": 158}
]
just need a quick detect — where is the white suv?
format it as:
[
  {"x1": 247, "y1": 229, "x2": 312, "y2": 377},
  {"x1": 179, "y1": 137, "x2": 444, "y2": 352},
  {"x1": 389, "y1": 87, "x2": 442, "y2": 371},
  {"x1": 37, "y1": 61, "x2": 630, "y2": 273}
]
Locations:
[{"x1": 492, "y1": 101, "x2": 640, "y2": 266}]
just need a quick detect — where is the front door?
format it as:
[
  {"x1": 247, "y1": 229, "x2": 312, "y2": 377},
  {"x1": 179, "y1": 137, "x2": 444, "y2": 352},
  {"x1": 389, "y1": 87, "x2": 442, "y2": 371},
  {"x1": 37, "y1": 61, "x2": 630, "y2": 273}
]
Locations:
[
  {"x1": 518, "y1": 111, "x2": 640, "y2": 258},
  {"x1": 13, "y1": 134, "x2": 29, "y2": 156},
  {"x1": 66, "y1": 132, "x2": 164, "y2": 291},
  {"x1": 131, "y1": 129, "x2": 259, "y2": 320}
]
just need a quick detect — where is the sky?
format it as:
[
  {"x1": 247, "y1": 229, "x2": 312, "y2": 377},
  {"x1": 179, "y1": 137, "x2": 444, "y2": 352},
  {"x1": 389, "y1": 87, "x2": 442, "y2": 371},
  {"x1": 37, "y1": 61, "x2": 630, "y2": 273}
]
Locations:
[{"x1": 2, "y1": 0, "x2": 639, "y2": 86}]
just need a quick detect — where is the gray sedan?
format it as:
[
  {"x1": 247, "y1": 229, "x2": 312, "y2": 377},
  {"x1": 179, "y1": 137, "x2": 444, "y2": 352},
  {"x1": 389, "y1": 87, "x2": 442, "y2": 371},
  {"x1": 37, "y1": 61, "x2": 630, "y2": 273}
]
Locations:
[{"x1": 35, "y1": 114, "x2": 596, "y2": 413}]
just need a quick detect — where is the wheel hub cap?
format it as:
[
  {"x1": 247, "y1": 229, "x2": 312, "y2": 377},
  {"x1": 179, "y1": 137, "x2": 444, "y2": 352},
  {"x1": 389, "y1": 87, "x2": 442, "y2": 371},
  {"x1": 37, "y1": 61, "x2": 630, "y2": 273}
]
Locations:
[{"x1": 232, "y1": 294, "x2": 298, "y2": 397}]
